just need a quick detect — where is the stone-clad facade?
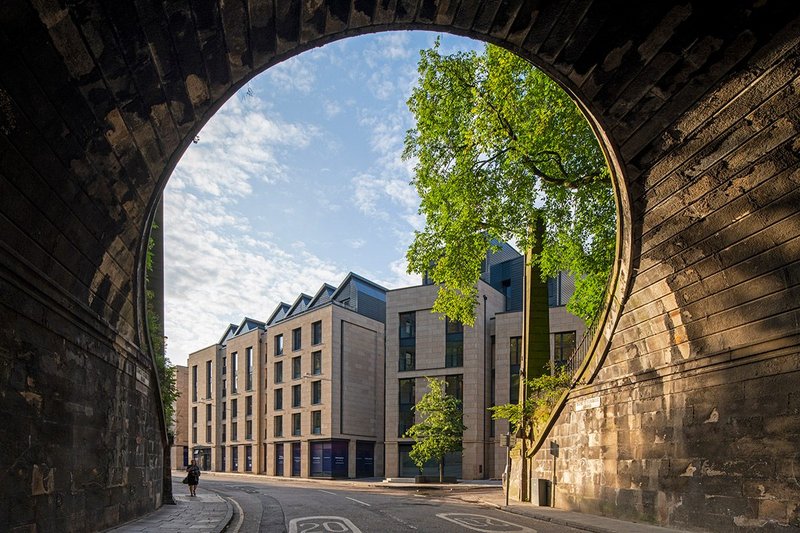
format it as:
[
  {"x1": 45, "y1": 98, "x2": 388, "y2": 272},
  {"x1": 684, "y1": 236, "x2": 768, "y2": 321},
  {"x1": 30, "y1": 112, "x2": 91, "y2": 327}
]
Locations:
[
  {"x1": 170, "y1": 365, "x2": 189, "y2": 470},
  {"x1": 2, "y1": 2, "x2": 799, "y2": 531},
  {"x1": 187, "y1": 319, "x2": 265, "y2": 474}
]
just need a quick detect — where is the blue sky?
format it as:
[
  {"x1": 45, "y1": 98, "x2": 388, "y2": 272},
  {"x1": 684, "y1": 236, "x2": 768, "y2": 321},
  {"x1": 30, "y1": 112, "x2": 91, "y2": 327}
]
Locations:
[{"x1": 163, "y1": 31, "x2": 482, "y2": 366}]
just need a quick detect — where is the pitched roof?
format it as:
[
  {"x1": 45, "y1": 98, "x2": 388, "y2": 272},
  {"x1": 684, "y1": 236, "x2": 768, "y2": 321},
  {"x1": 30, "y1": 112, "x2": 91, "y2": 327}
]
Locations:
[
  {"x1": 266, "y1": 302, "x2": 291, "y2": 325},
  {"x1": 331, "y1": 272, "x2": 387, "y2": 302},
  {"x1": 286, "y1": 293, "x2": 313, "y2": 317},
  {"x1": 218, "y1": 324, "x2": 238, "y2": 345},
  {"x1": 308, "y1": 284, "x2": 337, "y2": 309},
  {"x1": 234, "y1": 317, "x2": 266, "y2": 336}
]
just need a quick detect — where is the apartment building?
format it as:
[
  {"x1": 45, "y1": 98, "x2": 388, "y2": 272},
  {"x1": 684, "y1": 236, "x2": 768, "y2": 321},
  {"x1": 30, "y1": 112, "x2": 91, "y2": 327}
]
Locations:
[
  {"x1": 170, "y1": 365, "x2": 189, "y2": 469},
  {"x1": 264, "y1": 273, "x2": 386, "y2": 479},
  {"x1": 187, "y1": 318, "x2": 266, "y2": 473},
  {"x1": 385, "y1": 245, "x2": 586, "y2": 480}
]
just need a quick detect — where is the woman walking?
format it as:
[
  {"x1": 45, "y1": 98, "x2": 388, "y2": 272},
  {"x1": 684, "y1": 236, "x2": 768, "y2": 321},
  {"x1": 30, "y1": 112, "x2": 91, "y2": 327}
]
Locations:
[{"x1": 186, "y1": 459, "x2": 201, "y2": 497}]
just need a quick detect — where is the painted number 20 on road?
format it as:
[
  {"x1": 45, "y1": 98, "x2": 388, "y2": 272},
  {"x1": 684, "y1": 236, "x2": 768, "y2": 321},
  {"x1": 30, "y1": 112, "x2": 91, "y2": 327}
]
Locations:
[{"x1": 288, "y1": 516, "x2": 363, "y2": 533}]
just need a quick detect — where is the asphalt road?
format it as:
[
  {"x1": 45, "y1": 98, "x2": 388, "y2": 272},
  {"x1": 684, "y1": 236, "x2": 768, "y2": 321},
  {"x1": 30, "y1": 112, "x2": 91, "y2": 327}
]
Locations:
[{"x1": 202, "y1": 477, "x2": 584, "y2": 533}]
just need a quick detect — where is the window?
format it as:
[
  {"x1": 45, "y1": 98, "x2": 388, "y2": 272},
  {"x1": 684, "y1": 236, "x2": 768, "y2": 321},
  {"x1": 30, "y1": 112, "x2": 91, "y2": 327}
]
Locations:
[
  {"x1": 231, "y1": 398, "x2": 238, "y2": 418},
  {"x1": 510, "y1": 336, "x2": 522, "y2": 404},
  {"x1": 222, "y1": 401, "x2": 226, "y2": 420},
  {"x1": 206, "y1": 424, "x2": 211, "y2": 442},
  {"x1": 221, "y1": 423, "x2": 226, "y2": 443},
  {"x1": 292, "y1": 328, "x2": 302, "y2": 350},
  {"x1": 191, "y1": 365, "x2": 197, "y2": 402},
  {"x1": 292, "y1": 356, "x2": 302, "y2": 379},
  {"x1": 231, "y1": 352, "x2": 238, "y2": 394},
  {"x1": 399, "y1": 312, "x2": 416, "y2": 371},
  {"x1": 274, "y1": 389, "x2": 283, "y2": 410},
  {"x1": 553, "y1": 331, "x2": 577, "y2": 366},
  {"x1": 245, "y1": 395, "x2": 253, "y2": 416},
  {"x1": 490, "y1": 335, "x2": 496, "y2": 437},
  {"x1": 205, "y1": 360, "x2": 212, "y2": 398},
  {"x1": 274, "y1": 361, "x2": 283, "y2": 383},
  {"x1": 232, "y1": 446, "x2": 238, "y2": 471},
  {"x1": 312, "y1": 321, "x2": 322, "y2": 345},
  {"x1": 192, "y1": 427, "x2": 197, "y2": 442},
  {"x1": 246, "y1": 420, "x2": 252, "y2": 440},
  {"x1": 245, "y1": 445, "x2": 252, "y2": 471},
  {"x1": 192, "y1": 406, "x2": 197, "y2": 424},
  {"x1": 445, "y1": 374, "x2": 463, "y2": 402},
  {"x1": 231, "y1": 421, "x2": 238, "y2": 441},
  {"x1": 274, "y1": 415, "x2": 283, "y2": 437},
  {"x1": 275, "y1": 334, "x2": 284, "y2": 356},
  {"x1": 246, "y1": 347, "x2": 253, "y2": 390},
  {"x1": 445, "y1": 317, "x2": 464, "y2": 367},
  {"x1": 312, "y1": 410, "x2": 321, "y2": 434},
  {"x1": 398, "y1": 378, "x2": 415, "y2": 437},
  {"x1": 292, "y1": 413, "x2": 301, "y2": 436},
  {"x1": 222, "y1": 378, "x2": 227, "y2": 397},
  {"x1": 292, "y1": 384, "x2": 301, "y2": 408},
  {"x1": 206, "y1": 404, "x2": 212, "y2": 422},
  {"x1": 312, "y1": 351, "x2": 322, "y2": 375},
  {"x1": 222, "y1": 356, "x2": 227, "y2": 375},
  {"x1": 312, "y1": 380, "x2": 322, "y2": 404}
]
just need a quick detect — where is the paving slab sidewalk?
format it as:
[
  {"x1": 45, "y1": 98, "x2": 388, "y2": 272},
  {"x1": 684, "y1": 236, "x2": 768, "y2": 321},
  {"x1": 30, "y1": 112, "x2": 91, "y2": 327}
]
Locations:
[{"x1": 105, "y1": 481, "x2": 233, "y2": 533}]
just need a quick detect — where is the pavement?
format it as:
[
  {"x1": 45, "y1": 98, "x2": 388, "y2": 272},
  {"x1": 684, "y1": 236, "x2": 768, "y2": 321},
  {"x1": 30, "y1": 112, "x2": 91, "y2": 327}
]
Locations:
[{"x1": 105, "y1": 471, "x2": 685, "y2": 532}]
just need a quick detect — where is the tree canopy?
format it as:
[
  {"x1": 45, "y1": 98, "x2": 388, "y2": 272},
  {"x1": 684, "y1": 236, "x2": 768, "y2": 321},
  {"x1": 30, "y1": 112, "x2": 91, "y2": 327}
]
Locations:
[
  {"x1": 404, "y1": 377, "x2": 467, "y2": 482},
  {"x1": 404, "y1": 40, "x2": 616, "y2": 325}
]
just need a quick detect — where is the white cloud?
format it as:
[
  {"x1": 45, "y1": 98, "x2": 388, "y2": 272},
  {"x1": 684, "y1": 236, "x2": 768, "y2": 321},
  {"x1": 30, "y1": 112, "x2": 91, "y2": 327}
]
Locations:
[
  {"x1": 323, "y1": 99, "x2": 343, "y2": 118},
  {"x1": 266, "y1": 57, "x2": 317, "y2": 94},
  {"x1": 346, "y1": 238, "x2": 366, "y2": 249}
]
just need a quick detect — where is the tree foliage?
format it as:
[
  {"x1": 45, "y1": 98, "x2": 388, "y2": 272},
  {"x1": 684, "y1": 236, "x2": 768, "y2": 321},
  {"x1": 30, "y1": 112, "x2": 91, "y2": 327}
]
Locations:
[
  {"x1": 404, "y1": 377, "x2": 467, "y2": 482},
  {"x1": 146, "y1": 225, "x2": 180, "y2": 432},
  {"x1": 404, "y1": 40, "x2": 616, "y2": 325},
  {"x1": 489, "y1": 364, "x2": 571, "y2": 438}
]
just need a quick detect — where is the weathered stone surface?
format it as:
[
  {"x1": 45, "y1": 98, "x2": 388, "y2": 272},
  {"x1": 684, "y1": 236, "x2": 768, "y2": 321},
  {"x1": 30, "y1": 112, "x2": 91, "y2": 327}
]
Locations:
[{"x1": 0, "y1": 1, "x2": 799, "y2": 531}]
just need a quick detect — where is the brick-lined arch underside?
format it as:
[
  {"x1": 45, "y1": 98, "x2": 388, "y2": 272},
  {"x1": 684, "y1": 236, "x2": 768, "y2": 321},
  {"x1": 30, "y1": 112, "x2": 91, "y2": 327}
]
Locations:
[{"x1": 0, "y1": 1, "x2": 798, "y2": 531}]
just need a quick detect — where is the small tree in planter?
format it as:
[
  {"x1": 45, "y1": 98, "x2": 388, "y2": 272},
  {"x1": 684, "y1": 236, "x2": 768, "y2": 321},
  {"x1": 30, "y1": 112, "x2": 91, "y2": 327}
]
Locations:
[{"x1": 405, "y1": 377, "x2": 467, "y2": 483}]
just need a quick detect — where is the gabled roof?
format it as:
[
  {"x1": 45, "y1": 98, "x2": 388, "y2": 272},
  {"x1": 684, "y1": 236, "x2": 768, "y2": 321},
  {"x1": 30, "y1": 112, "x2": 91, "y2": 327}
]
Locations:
[
  {"x1": 218, "y1": 324, "x2": 238, "y2": 345},
  {"x1": 331, "y1": 272, "x2": 387, "y2": 302},
  {"x1": 286, "y1": 293, "x2": 313, "y2": 317},
  {"x1": 234, "y1": 317, "x2": 266, "y2": 336},
  {"x1": 308, "y1": 284, "x2": 337, "y2": 309},
  {"x1": 266, "y1": 302, "x2": 291, "y2": 326}
]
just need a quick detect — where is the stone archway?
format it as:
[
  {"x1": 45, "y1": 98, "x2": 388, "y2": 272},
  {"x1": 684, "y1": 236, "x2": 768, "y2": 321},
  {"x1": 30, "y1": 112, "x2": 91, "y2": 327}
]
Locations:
[{"x1": 1, "y1": 1, "x2": 798, "y2": 531}]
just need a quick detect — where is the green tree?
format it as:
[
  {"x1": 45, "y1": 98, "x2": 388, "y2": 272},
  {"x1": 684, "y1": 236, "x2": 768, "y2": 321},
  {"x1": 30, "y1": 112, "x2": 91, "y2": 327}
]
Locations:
[
  {"x1": 146, "y1": 225, "x2": 180, "y2": 431},
  {"x1": 404, "y1": 40, "x2": 616, "y2": 325},
  {"x1": 404, "y1": 377, "x2": 467, "y2": 482},
  {"x1": 489, "y1": 364, "x2": 571, "y2": 438}
]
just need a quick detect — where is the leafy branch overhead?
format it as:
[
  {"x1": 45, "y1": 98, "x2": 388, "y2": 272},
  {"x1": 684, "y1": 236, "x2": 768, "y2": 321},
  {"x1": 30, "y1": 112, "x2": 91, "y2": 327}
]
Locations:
[{"x1": 404, "y1": 40, "x2": 616, "y2": 325}]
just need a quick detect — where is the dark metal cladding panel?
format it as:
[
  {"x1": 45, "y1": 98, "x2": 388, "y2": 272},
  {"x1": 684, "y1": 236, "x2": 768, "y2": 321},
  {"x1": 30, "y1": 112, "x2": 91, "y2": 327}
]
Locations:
[
  {"x1": 248, "y1": 0, "x2": 277, "y2": 69},
  {"x1": 356, "y1": 293, "x2": 387, "y2": 323}
]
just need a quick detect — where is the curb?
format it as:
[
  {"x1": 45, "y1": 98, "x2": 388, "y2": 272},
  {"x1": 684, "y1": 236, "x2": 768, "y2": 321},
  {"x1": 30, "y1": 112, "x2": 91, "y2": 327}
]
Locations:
[{"x1": 203, "y1": 487, "x2": 235, "y2": 533}]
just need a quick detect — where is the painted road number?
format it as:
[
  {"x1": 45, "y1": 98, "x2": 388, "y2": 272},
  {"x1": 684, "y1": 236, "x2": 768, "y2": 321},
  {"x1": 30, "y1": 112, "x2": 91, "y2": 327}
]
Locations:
[
  {"x1": 437, "y1": 512, "x2": 537, "y2": 532},
  {"x1": 288, "y1": 516, "x2": 363, "y2": 533}
]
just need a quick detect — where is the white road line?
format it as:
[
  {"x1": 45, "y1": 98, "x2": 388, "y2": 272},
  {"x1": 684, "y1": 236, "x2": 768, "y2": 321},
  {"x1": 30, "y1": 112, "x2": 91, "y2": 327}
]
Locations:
[
  {"x1": 318, "y1": 489, "x2": 336, "y2": 495},
  {"x1": 227, "y1": 496, "x2": 244, "y2": 533},
  {"x1": 345, "y1": 496, "x2": 371, "y2": 507}
]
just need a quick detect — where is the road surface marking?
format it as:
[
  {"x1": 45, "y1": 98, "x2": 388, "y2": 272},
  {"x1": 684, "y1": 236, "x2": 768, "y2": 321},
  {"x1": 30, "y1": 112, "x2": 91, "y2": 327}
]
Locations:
[
  {"x1": 288, "y1": 516, "x2": 363, "y2": 533},
  {"x1": 319, "y1": 490, "x2": 336, "y2": 495},
  {"x1": 345, "y1": 496, "x2": 371, "y2": 507},
  {"x1": 436, "y1": 513, "x2": 537, "y2": 532},
  {"x1": 227, "y1": 496, "x2": 244, "y2": 533}
]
